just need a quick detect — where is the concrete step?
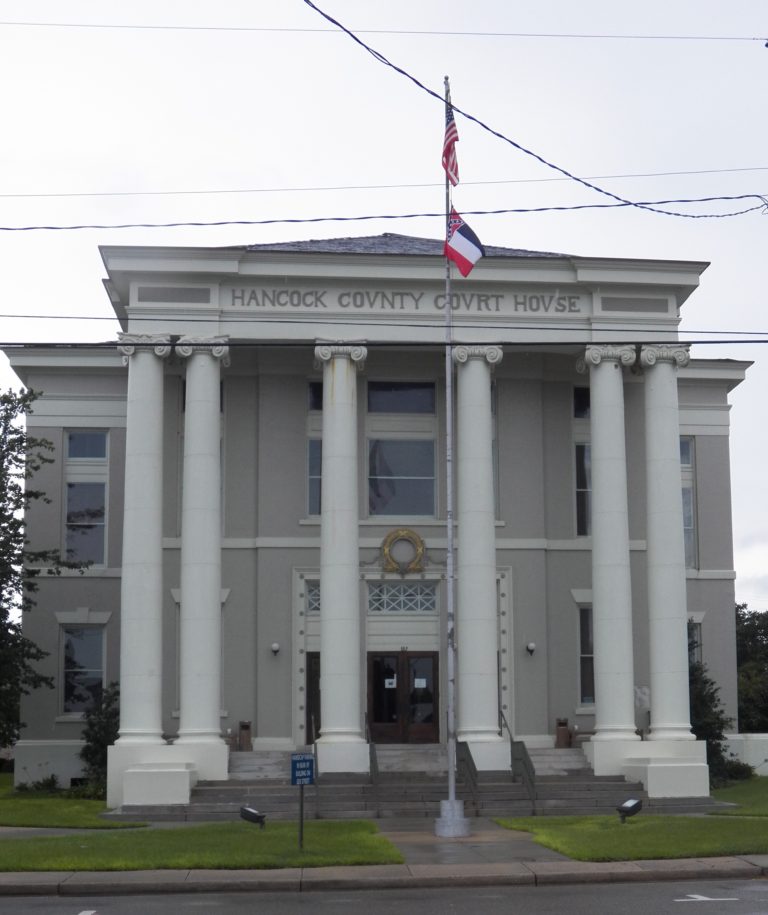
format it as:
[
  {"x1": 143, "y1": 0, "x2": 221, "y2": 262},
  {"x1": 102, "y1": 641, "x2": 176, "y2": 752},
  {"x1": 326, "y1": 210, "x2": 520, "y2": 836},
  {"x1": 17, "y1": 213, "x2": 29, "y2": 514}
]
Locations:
[{"x1": 528, "y1": 747, "x2": 592, "y2": 776}]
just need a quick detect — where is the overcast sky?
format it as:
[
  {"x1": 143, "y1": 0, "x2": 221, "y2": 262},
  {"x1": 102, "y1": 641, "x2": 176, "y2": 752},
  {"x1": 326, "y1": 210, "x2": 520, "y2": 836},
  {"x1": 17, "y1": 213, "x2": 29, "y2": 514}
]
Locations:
[{"x1": 1, "y1": 0, "x2": 765, "y2": 608}]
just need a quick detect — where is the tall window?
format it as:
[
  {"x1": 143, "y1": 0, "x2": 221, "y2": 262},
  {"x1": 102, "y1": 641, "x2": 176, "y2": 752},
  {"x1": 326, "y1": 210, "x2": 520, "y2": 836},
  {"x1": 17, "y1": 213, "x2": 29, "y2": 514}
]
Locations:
[
  {"x1": 308, "y1": 439, "x2": 322, "y2": 515},
  {"x1": 367, "y1": 381, "x2": 436, "y2": 517},
  {"x1": 62, "y1": 626, "x2": 104, "y2": 713},
  {"x1": 65, "y1": 431, "x2": 108, "y2": 564},
  {"x1": 574, "y1": 386, "x2": 590, "y2": 419},
  {"x1": 680, "y1": 437, "x2": 697, "y2": 568},
  {"x1": 575, "y1": 443, "x2": 591, "y2": 536},
  {"x1": 579, "y1": 606, "x2": 595, "y2": 705},
  {"x1": 368, "y1": 439, "x2": 435, "y2": 515},
  {"x1": 368, "y1": 381, "x2": 435, "y2": 414}
]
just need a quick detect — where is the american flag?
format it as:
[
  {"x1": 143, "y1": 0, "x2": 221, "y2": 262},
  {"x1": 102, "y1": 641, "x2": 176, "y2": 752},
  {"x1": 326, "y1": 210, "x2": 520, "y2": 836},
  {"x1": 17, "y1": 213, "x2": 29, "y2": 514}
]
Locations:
[{"x1": 442, "y1": 103, "x2": 459, "y2": 186}]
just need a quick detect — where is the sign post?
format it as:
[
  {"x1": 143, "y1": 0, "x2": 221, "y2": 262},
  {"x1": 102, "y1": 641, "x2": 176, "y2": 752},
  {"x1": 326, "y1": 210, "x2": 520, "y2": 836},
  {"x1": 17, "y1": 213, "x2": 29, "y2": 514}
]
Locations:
[{"x1": 291, "y1": 753, "x2": 315, "y2": 850}]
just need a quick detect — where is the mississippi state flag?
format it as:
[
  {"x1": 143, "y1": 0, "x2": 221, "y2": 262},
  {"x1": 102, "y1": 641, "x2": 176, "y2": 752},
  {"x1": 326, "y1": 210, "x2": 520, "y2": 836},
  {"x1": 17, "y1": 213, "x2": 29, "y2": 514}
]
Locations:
[{"x1": 444, "y1": 209, "x2": 484, "y2": 277}]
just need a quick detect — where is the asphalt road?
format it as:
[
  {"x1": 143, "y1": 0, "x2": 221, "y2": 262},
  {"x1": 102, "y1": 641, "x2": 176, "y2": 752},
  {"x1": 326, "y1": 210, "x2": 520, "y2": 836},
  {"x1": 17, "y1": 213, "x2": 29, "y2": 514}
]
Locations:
[{"x1": 2, "y1": 879, "x2": 768, "y2": 914}]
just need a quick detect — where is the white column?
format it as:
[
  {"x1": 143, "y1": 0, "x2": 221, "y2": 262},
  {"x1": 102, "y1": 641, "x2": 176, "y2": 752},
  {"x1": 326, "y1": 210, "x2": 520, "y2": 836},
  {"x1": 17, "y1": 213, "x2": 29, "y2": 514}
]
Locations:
[
  {"x1": 314, "y1": 343, "x2": 368, "y2": 770},
  {"x1": 115, "y1": 335, "x2": 170, "y2": 745},
  {"x1": 453, "y1": 345, "x2": 505, "y2": 760},
  {"x1": 176, "y1": 337, "x2": 229, "y2": 745},
  {"x1": 641, "y1": 345, "x2": 695, "y2": 741},
  {"x1": 580, "y1": 344, "x2": 640, "y2": 743}
]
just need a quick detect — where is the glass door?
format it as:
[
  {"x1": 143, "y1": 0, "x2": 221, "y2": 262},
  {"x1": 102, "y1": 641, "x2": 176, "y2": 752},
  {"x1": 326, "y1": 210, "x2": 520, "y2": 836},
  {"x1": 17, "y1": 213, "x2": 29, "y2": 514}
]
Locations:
[{"x1": 367, "y1": 652, "x2": 439, "y2": 743}]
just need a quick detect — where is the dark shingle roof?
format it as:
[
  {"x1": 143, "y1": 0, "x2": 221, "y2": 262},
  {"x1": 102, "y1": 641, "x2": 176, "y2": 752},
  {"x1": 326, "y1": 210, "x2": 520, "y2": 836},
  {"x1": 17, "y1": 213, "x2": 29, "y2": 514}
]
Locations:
[{"x1": 235, "y1": 233, "x2": 566, "y2": 259}]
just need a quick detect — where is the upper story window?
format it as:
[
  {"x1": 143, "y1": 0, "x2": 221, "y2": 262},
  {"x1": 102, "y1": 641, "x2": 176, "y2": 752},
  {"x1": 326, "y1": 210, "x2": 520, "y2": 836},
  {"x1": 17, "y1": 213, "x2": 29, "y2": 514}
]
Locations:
[
  {"x1": 574, "y1": 386, "x2": 590, "y2": 419},
  {"x1": 575, "y1": 443, "x2": 591, "y2": 536},
  {"x1": 369, "y1": 439, "x2": 435, "y2": 516},
  {"x1": 681, "y1": 437, "x2": 697, "y2": 568},
  {"x1": 65, "y1": 431, "x2": 108, "y2": 565},
  {"x1": 367, "y1": 381, "x2": 437, "y2": 518},
  {"x1": 308, "y1": 381, "x2": 323, "y2": 412},
  {"x1": 308, "y1": 439, "x2": 322, "y2": 516},
  {"x1": 67, "y1": 432, "x2": 107, "y2": 460},
  {"x1": 368, "y1": 382, "x2": 435, "y2": 414}
]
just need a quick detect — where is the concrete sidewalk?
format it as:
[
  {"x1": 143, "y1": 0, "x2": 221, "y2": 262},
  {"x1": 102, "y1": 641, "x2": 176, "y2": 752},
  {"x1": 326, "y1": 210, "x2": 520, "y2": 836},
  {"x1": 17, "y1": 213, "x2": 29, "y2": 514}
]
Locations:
[{"x1": 0, "y1": 817, "x2": 767, "y2": 897}]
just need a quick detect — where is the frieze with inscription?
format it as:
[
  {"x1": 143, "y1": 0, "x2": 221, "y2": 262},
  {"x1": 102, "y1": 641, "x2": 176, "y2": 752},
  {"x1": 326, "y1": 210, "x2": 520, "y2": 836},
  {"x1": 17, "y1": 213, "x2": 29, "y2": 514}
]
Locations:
[{"x1": 226, "y1": 286, "x2": 588, "y2": 317}]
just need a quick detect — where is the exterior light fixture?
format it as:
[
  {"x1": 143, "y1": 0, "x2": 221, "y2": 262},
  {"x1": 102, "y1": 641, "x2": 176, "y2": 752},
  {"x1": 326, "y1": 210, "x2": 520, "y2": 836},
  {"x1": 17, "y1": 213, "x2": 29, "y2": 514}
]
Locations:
[
  {"x1": 271, "y1": 642, "x2": 280, "y2": 656},
  {"x1": 617, "y1": 798, "x2": 642, "y2": 823},
  {"x1": 526, "y1": 642, "x2": 536, "y2": 656}
]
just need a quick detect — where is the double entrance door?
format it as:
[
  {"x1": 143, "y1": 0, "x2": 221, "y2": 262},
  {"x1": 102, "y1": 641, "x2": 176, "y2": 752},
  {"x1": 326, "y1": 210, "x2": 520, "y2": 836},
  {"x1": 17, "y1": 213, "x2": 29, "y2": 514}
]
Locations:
[
  {"x1": 367, "y1": 651, "x2": 439, "y2": 743},
  {"x1": 305, "y1": 650, "x2": 439, "y2": 744}
]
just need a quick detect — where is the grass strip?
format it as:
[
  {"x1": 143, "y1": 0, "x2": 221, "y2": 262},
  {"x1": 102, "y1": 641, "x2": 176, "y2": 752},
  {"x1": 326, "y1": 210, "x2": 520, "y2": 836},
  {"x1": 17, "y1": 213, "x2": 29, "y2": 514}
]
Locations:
[
  {"x1": 496, "y1": 814, "x2": 768, "y2": 861},
  {"x1": 0, "y1": 820, "x2": 403, "y2": 872},
  {"x1": 0, "y1": 774, "x2": 137, "y2": 829},
  {"x1": 711, "y1": 776, "x2": 768, "y2": 816}
]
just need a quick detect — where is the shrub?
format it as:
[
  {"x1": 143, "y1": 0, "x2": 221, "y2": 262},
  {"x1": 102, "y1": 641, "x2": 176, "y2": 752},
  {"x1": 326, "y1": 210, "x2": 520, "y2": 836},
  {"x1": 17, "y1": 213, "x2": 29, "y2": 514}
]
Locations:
[{"x1": 78, "y1": 682, "x2": 119, "y2": 799}]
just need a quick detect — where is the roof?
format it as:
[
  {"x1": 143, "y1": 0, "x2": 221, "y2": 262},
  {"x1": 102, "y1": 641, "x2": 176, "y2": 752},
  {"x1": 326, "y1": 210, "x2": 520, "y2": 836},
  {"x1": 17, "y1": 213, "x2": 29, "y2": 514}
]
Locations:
[{"x1": 232, "y1": 232, "x2": 566, "y2": 259}]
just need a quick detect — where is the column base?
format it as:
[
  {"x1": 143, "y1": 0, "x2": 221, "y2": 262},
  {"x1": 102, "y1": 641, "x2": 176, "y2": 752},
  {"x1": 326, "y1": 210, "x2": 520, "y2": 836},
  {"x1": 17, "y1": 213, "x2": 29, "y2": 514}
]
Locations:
[
  {"x1": 115, "y1": 733, "x2": 165, "y2": 746},
  {"x1": 457, "y1": 735, "x2": 509, "y2": 771},
  {"x1": 647, "y1": 727, "x2": 696, "y2": 741},
  {"x1": 107, "y1": 741, "x2": 229, "y2": 808},
  {"x1": 315, "y1": 738, "x2": 369, "y2": 774},
  {"x1": 584, "y1": 737, "x2": 709, "y2": 797}
]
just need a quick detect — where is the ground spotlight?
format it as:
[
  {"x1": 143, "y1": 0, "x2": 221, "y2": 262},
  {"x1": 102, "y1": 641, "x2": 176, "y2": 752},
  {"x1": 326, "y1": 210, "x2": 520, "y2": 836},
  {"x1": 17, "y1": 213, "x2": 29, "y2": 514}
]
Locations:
[{"x1": 617, "y1": 798, "x2": 642, "y2": 823}]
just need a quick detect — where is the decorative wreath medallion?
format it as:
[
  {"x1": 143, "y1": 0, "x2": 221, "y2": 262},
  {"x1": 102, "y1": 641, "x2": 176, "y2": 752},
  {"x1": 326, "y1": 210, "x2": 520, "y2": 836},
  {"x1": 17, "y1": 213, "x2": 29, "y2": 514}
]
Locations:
[{"x1": 381, "y1": 528, "x2": 426, "y2": 575}]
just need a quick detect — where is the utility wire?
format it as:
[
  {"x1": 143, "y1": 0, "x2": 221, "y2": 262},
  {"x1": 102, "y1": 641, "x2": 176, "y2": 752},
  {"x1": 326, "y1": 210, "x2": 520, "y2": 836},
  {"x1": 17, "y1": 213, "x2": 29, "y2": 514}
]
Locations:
[
  {"x1": 1, "y1": 311, "x2": 767, "y2": 340},
  {"x1": 300, "y1": 0, "x2": 767, "y2": 220},
  {"x1": 0, "y1": 337, "x2": 765, "y2": 348},
  {"x1": 3, "y1": 166, "x2": 768, "y2": 200},
  {"x1": 0, "y1": 20, "x2": 763, "y2": 42},
  {"x1": 1, "y1": 194, "x2": 766, "y2": 232}
]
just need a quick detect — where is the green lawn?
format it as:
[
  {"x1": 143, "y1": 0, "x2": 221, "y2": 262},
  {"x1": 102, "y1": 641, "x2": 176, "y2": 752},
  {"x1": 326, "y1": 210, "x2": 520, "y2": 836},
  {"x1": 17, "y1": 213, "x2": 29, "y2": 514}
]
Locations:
[
  {"x1": 0, "y1": 820, "x2": 403, "y2": 872},
  {"x1": 497, "y1": 813, "x2": 768, "y2": 862},
  {"x1": 712, "y1": 776, "x2": 768, "y2": 815},
  {"x1": 0, "y1": 773, "x2": 137, "y2": 829}
]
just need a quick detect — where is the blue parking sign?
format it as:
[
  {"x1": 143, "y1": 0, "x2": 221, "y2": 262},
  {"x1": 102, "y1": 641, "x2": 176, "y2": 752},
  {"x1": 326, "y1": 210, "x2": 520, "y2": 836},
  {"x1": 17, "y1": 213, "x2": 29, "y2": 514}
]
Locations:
[{"x1": 291, "y1": 753, "x2": 315, "y2": 786}]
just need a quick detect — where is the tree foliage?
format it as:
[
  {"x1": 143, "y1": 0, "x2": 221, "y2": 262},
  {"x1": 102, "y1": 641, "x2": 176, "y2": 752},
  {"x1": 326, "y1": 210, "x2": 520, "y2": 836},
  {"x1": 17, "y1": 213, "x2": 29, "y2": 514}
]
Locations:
[
  {"x1": 687, "y1": 619, "x2": 745, "y2": 785},
  {"x1": 735, "y1": 602, "x2": 768, "y2": 733},
  {"x1": 0, "y1": 388, "x2": 81, "y2": 746},
  {"x1": 78, "y1": 681, "x2": 119, "y2": 797}
]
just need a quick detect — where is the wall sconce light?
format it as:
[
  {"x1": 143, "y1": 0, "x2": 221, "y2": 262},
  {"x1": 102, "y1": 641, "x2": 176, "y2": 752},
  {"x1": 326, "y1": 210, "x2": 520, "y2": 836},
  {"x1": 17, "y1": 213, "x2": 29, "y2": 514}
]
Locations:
[
  {"x1": 526, "y1": 642, "x2": 536, "y2": 656},
  {"x1": 271, "y1": 642, "x2": 280, "y2": 656}
]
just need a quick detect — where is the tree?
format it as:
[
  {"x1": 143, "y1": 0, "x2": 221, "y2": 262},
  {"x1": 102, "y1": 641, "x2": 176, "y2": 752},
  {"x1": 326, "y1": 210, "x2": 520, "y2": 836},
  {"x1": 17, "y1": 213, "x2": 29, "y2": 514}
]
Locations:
[
  {"x1": 735, "y1": 602, "x2": 768, "y2": 732},
  {"x1": 0, "y1": 388, "x2": 81, "y2": 745}
]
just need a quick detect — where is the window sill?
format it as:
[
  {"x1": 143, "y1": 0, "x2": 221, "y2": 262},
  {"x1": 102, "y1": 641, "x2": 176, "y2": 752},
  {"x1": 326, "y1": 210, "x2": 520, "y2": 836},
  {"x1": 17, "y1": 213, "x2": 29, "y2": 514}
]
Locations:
[
  {"x1": 574, "y1": 705, "x2": 596, "y2": 716},
  {"x1": 55, "y1": 714, "x2": 86, "y2": 723}
]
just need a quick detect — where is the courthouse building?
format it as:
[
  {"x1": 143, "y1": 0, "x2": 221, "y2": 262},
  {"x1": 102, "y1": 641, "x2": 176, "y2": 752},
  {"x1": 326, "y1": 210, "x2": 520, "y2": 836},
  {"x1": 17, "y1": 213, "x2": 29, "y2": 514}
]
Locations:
[{"x1": 7, "y1": 233, "x2": 750, "y2": 806}]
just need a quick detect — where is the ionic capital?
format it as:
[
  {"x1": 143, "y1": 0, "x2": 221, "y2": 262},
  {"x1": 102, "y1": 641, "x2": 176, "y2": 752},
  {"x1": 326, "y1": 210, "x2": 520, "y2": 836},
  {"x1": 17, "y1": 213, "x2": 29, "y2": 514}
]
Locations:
[
  {"x1": 175, "y1": 336, "x2": 230, "y2": 366},
  {"x1": 640, "y1": 344, "x2": 690, "y2": 369},
  {"x1": 452, "y1": 345, "x2": 504, "y2": 367},
  {"x1": 118, "y1": 334, "x2": 171, "y2": 365},
  {"x1": 314, "y1": 342, "x2": 368, "y2": 370},
  {"x1": 576, "y1": 344, "x2": 636, "y2": 374}
]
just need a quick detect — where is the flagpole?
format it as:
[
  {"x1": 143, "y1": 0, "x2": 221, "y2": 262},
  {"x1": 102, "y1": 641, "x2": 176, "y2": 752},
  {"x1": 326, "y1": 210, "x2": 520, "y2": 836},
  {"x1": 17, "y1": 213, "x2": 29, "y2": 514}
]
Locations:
[{"x1": 435, "y1": 75, "x2": 470, "y2": 838}]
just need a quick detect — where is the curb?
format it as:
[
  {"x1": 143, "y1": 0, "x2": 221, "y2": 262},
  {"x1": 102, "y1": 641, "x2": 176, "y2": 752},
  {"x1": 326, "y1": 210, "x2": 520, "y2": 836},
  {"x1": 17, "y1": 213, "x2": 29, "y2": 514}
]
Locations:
[{"x1": 0, "y1": 857, "x2": 764, "y2": 897}]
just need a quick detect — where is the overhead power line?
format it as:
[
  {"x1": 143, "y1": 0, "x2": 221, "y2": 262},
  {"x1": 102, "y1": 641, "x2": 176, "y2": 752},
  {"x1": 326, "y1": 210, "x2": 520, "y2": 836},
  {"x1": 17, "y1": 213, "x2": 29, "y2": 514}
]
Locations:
[
  {"x1": 0, "y1": 20, "x2": 763, "y2": 42},
  {"x1": 0, "y1": 194, "x2": 765, "y2": 232},
  {"x1": 300, "y1": 0, "x2": 768, "y2": 220},
  {"x1": 3, "y1": 166, "x2": 768, "y2": 200}
]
